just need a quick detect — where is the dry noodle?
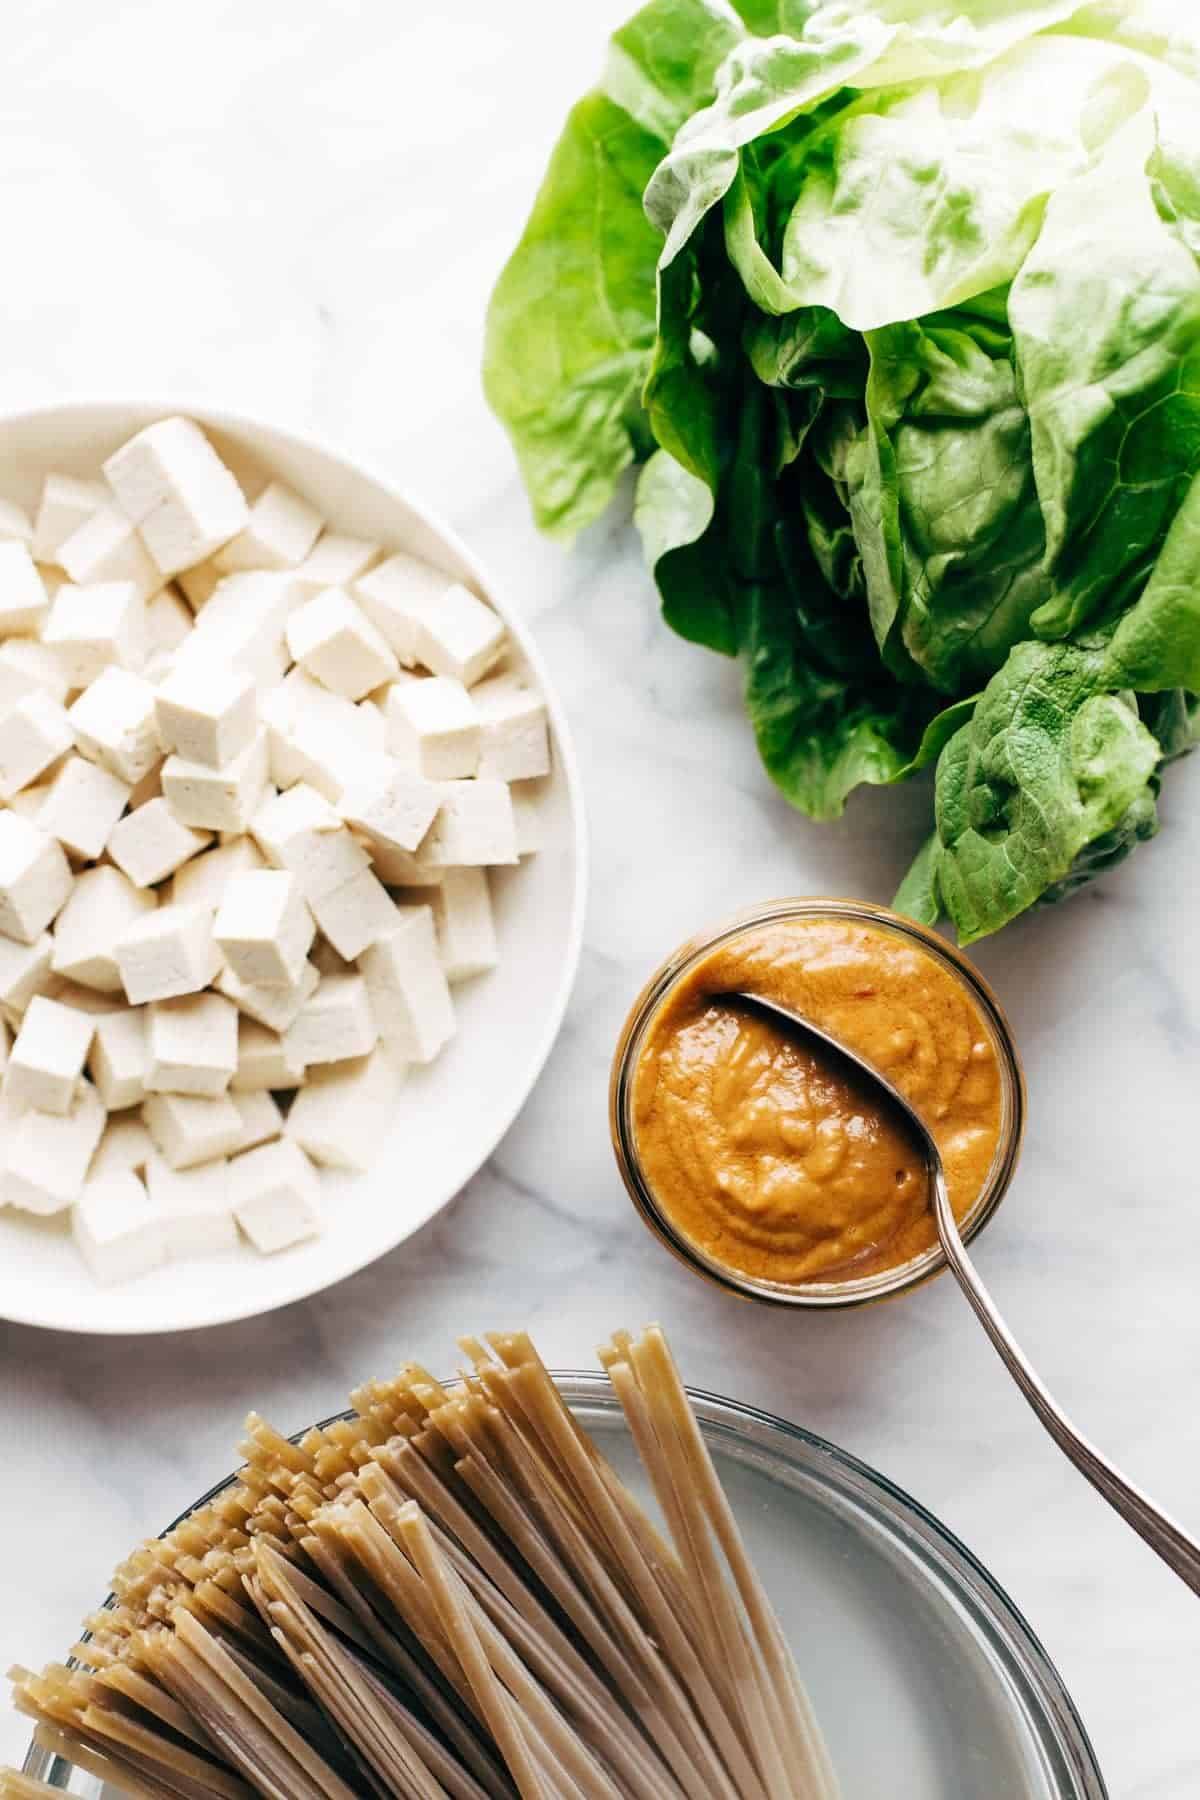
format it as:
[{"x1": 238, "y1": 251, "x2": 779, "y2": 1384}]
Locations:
[{"x1": 6, "y1": 1326, "x2": 839, "y2": 1798}]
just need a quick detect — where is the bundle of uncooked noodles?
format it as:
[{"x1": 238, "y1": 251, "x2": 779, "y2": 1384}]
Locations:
[{"x1": 4, "y1": 1327, "x2": 838, "y2": 1798}]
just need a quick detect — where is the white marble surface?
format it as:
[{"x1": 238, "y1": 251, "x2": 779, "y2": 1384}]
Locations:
[{"x1": 1, "y1": 3, "x2": 1198, "y2": 1793}]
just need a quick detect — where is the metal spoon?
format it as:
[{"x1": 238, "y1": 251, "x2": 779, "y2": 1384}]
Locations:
[{"x1": 731, "y1": 990, "x2": 1200, "y2": 1597}]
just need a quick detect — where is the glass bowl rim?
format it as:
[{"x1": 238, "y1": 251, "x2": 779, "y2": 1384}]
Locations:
[
  {"x1": 610, "y1": 895, "x2": 1027, "y2": 1308},
  {"x1": 24, "y1": 1371, "x2": 1104, "y2": 1797}
]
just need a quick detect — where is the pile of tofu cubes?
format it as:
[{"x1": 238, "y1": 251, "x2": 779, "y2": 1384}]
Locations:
[{"x1": 0, "y1": 417, "x2": 548, "y2": 1285}]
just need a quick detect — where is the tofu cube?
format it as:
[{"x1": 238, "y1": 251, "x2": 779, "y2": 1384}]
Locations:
[
  {"x1": 424, "y1": 779, "x2": 517, "y2": 867},
  {"x1": 154, "y1": 664, "x2": 257, "y2": 769},
  {"x1": 286, "y1": 588, "x2": 398, "y2": 702},
  {"x1": 384, "y1": 677, "x2": 479, "y2": 781},
  {"x1": 0, "y1": 691, "x2": 74, "y2": 800},
  {"x1": 230, "y1": 1138, "x2": 321, "y2": 1253},
  {"x1": 309, "y1": 866, "x2": 397, "y2": 960},
  {"x1": 109, "y1": 797, "x2": 212, "y2": 888},
  {"x1": 69, "y1": 667, "x2": 163, "y2": 784},
  {"x1": 250, "y1": 783, "x2": 368, "y2": 900},
  {"x1": 142, "y1": 1089, "x2": 244, "y2": 1170},
  {"x1": 0, "y1": 542, "x2": 50, "y2": 635},
  {"x1": 229, "y1": 1088, "x2": 283, "y2": 1153},
  {"x1": 216, "y1": 957, "x2": 318, "y2": 1033},
  {"x1": 362, "y1": 841, "x2": 443, "y2": 887},
  {"x1": 358, "y1": 907, "x2": 455, "y2": 1063},
  {"x1": 232, "y1": 1015, "x2": 305, "y2": 1091},
  {"x1": 293, "y1": 533, "x2": 379, "y2": 600},
  {"x1": 88, "y1": 1007, "x2": 149, "y2": 1110},
  {"x1": 162, "y1": 729, "x2": 269, "y2": 834},
  {"x1": 431, "y1": 868, "x2": 498, "y2": 982},
  {"x1": 471, "y1": 672, "x2": 550, "y2": 780},
  {"x1": 0, "y1": 930, "x2": 53, "y2": 1013},
  {"x1": 510, "y1": 780, "x2": 544, "y2": 857},
  {"x1": 72, "y1": 1168, "x2": 167, "y2": 1284},
  {"x1": 145, "y1": 584, "x2": 194, "y2": 657},
  {"x1": 37, "y1": 755, "x2": 131, "y2": 862},
  {"x1": 57, "y1": 505, "x2": 161, "y2": 600},
  {"x1": 0, "y1": 638, "x2": 70, "y2": 709},
  {"x1": 103, "y1": 417, "x2": 249, "y2": 577},
  {"x1": 144, "y1": 1152, "x2": 237, "y2": 1256},
  {"x1": 52, "y1": 866, "x2": 157, "y2": 994},
  {"x1": 5, "y1": 1079, "x2": 106, "y2": 1213},
  {"x1": 338, "y1": 762, "x2": 440, "y2": 856},
  {"x1": 213, "y1": 869, "x2": 314, "y2": 989},
  {"x1": 354, "y1": 551, "x2": 451, "y2": 665},
  {"x1": 175, "y1": 570, "x2": 298, "y2": 690},
  {"x1": 176, "y1": 557, "x2": 222, "y2": 611},
  {"x1": 114, "y1": 901, "x2": 220, "y2": 1005},
  {"x1": 170, "y1": 835, "x2": 265, "y2": 910},
  {"x1": 0, "y1": 813, "x2": 73, "y2": 943},
  {"x1": 0, "y1": 498, "x2": 32, "y2": 545},
  {"x1": 31, "y1": 474, "x2": 109, "y2": 564},
  {"x1": 3, "y1": 995, "x2": 94, "y2": 1115},
  {"x1": 89, "y1": 1113, "x2": 154, "y2": 1179},
  {"x1": 42, "y1": 581, "x2": 144, "y2": 686},
  {"x1": 410, "y1": 584, "x2": 506, "y2": 687},
  {"x1": 146, "y1": 991, "x2": 238, "y2": 1096},
  {"x1": 283, "y1": 973, "x2": 376, "y2": 1067},
  {"x1": 215, "y1": 479, "x2": 323, "y2": 573},
  {"x1": 285, "y1": 1049, "x2": 404, "y2": 1171}
]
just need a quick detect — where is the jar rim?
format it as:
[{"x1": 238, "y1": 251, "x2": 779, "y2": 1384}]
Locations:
[{"x1": 609, "y1": 896, "x2": 1026, "y2": 1310}]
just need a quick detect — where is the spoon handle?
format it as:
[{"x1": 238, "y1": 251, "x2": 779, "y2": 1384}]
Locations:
[{"x1": 932, "y1": 1167, "x2": 1200, "y2": 1597}]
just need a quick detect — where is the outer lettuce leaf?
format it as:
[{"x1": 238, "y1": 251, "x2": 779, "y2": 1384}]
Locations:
[
  {"x1": 922, "y1": 638, "x2": 1161, "y2": 942},
  {"x1": 1102, "y1": 470, "x2": 1200, "y2": 691},
  {"x1": 1010, "y1": 112, "x2": 1200, "y2": 639},
  {"x1": 847, "y1": 314, "x2": 1052, "y2": 690}
]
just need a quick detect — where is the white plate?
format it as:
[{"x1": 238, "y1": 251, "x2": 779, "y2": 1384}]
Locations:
[{"x1": 0, "y1": 400, "x2": 586, "y2": 1335}]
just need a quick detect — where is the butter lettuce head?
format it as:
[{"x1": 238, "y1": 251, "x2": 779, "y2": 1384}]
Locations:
[{"x1": 484, "y1": 0, "x2": 1200, "y2": 940}]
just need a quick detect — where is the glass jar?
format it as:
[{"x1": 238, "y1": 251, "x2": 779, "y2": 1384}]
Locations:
[{"x1": 610, "y1": 897, "x2": 1025, "y2": 1308}]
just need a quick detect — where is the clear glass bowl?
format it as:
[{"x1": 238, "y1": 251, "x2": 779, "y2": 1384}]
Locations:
[
  {"x1": 611, "y1": 897, "x2": 1026, "y2": 1307},
  {"x1": 24, "y1": 1376, "x2": 1104, "y2": 1798}
]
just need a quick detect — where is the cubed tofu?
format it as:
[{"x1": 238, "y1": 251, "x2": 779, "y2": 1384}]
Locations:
[
  {"x1": 309, "y1": 866, "x2": 397, "y2": 960},
  {"x1": 114, "y1": 901, "x2": 221, "y2": 1005},
  {"x1": 88, "y1": 1007, "x2": 149, "y2": 1110},
  {"x1": 145, "y1": 992, "x2": 238, "y2": 1097},
  {"x1": 250, "y1": 783, "x2": 369, "y2": 900},
  {"x1": 284, "y1": 1048, "x2": 404, "y2": 1171},
  {"x1": 174, "y1": 570, "x2": 299, "y2": 690},
  {"x1": 3, "y1": 994, "x2": 94, "y2": 1115},
  {"x1": 0, "y1": 930, "x2": 53, "y2": 1013},
  {"x1": 176, "y1": 557, "x2": 222, "y2": 611},
  {"x1": 231, "y1": 1015, "x2": 305, "y2": 1091},
  {"x1": 0, "y1": 638, "x2": 70, "y2": 709},
  {"x1": 215, "y1": 957, "x2": 319, "y2": 1034},
  {"x1": 169, "y1": 835, "x2": 265, "y2": 911},
  {"x1": 337, "y1": 761, "x2": 440, "y2": 856},
  {"x1": 32, "y1": 474, "x2": 109, "y2": 564},
  {"x1": 385, "y1": 677, "x2": 479, "y2": 780},
  {"x1": 72, "y1": 1168, "x2": 166, "y2": 1284},
  {"x1": 431, "y1": 867, "x2": 498, "y2": 982},
  {"x1": 88, "y1": 1113, "x2": 154, "y2": 1179},
  {"x1": 424, "y1": 779, "x2": 517, "y2": 867},
  {"x1": 108, "y1": 797, "x2": 212, "y2": 888},
  {"x1": 214, "y1": 869, "x2": 314, "y2": 989},
  {"x1": 154, "y1": 664, "x2": 257, "y2": 769},
  {"x1": 142, "y1": 1089, "x2": 244, "y2": 1170},
  {"x1": 228, "y1": 1088, "x2": 283, "y2": 1154},
  {"x1": 215, "y1": 479, "x2": 323, "y2": 573},
  {"x1": 0, "y1": 691, "x2": 74, "y2": 800},
  {"x1": 510, "y1": 780, "x2": 544, "y2": 857},
  {"x1": 57, "y1": 505, "x2": 161, "y2": 600},
  {"x1": 292, "y1": 533, "x2": 379, "y2": 600},
  {"x1": 145, "y1": 584, "x2": 194, "y2": 657},
  {"x1": 471, "y1": 671, "x2": 550, "y2": 780},
  {"x1": 354, "y1": 551, "x2": 451, "y2": 665},
  {"x1": 229, "y1": 1138, "x2": 321, "y2": 1252},
  {"x1": 5, "y1": 1079, "x2": 106, "y2": 1214},
  {"x1": 37, "y1": 755, "x2": 131, "y2": 862},
  {"x1": 42, "y1": 581, "x2": 144, "y2": 685},
  {"x1": 358, "y1": 906, "x2": 455, "y2": 1063},
  {"x1": 0, "y1": 542, "x2": 50, "y2": 635},
  {"x1": 283, "y1": 973, "x2": 376, "y2": 1067},
  {"x1": 0, "y1": 498, "x2": 32, "y2": 545},
  {"x1": 52, "y1": 866, "x2": 157, "y2": 994},
  {"x1": 286, "y1": 587, "x2": 398, "y2": 701},
  {"x1": 144, "y1": 1152, "x2": 237, "y2": 1256},
  {"x1": 0, "y1": 813, "x2": 73, "y2": 943},
  {"x1": 103, "y1": 416, "x2": 249, "y2": 577},
  {"x1": 409, "y1": 583, "x2": 506, "y2": 687},
  {"x1": 161, "y1": 729, "x2": 269, "y2": 834},
  {"x1": 69, "y1": 667, "x2": 163, "y2": 785}
]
